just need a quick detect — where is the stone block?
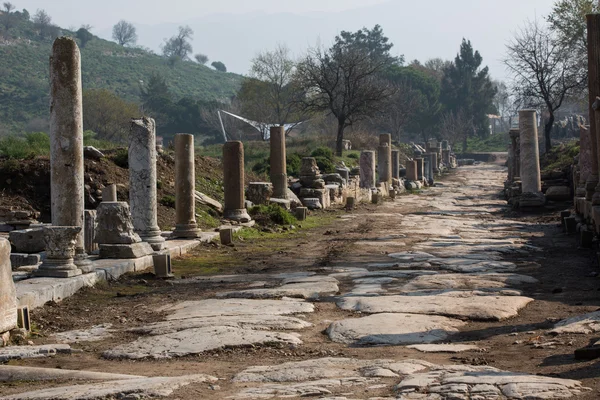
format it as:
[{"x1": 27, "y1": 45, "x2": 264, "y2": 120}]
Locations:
[
  {"x1": 301, "y1": 198, "x2": 322, "y2": 210},
  {"x1": 294, "y1": 207, "x2": 308, "y2": 221},
  {"x1": 564, "y1": 217, "x2": 577, "y2": 234},
  {"x1": 323, "y1": 173, "x2": 345, "y2": 186},
  {"x1": 246, "y1": 182, "x2": 273, "y2": 206},
  {"x1": 286, "y1": 189, "x2": 302, "y2": 209},
  {"x1": 99, "y1": 242, "x2": 154, "y2": 259},
  {"x1": 0, "y1": 238, "x2": 17, "y2": 333},
  {"x1": 84, "y1": 210, "x2": 98, "y2": 254},
  {"x1": 9, "y1": 253, "x2": 40, "y2": 269},
  {"x1": 17, "y1": 307, "x2": 30, "y2": 331},
  {"x1": 269, "y1": 198, "x2": 291, "y2": 210},
  {"x1": 219, "y1": 228, "x2": 234, "y2": 245},
  {"x1": 8, "y1": 228, "x2": 45, "y2": 253},
  {"x1": 545, "y1": 186, "x2": 571, "y2": 201},
  {"x1": 153, "y1": 254, "x2": 173, "y2": 278},
  {"x1": 84, "y1": 146, "x2": 104, "y2": 160}
]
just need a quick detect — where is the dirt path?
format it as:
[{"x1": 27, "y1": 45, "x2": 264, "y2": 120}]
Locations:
[{"x1": 2, "y1": 163, "x2": 600, "y2": 400}]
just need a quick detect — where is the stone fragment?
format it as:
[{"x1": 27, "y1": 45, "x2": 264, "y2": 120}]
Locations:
[
  {"x1": 83, "y1": 146, "x2": 104, "y2": 160},
  {"x1": 519, "y1": 109, "x2": 545, "y2": 208},
  {"x1": 302, "y1": 198, "x2": 322, "y2": 210},
  {"x1": 99, "y1": 242, "x2": 154, "y2": 259},
  {"x1": 327, "y1": 313, "x2": 465, "y2": 345},
  {"x1": 0, "y1": 238, "x2": 17, "y2": 333},
  {"x1": 103, "y1": 326, "x2": 303, "y2": 359},
  {"x1": 406, "y1": 344, "x2": 480, "y2": 353},
  {"x1": 8, "y1": 228, "x2": 45, "y2": 253},
  {"x1": 194, "y1": 191, "x2": 223, "y2": 213},
  {"x1": 2, "y1": 374, "x2": 217, "y2": 400},
  {"x1": 53, "y1": 324, "x2": 113, "y2": 343},
  {"x1": 337, "y1": 293, "x2": 534, "y2": 321},
  {"x1": 545, "y1": 185, "x2": 571, "y2": 201},
  {"x1": 0, "y1": 344, "x2": 71, "y2": 362},
  {"x1": 101, "y1": 184, "x2": 117, "y2": 202},
  {"x1": 247, "y1": 182, "x2": 273, "y2": 205},
  {"x1": 95, "y1": 202, "x2": 141, "y2": 244},
  {"x1": 551, "y1": 311, "x2": 600, "y2": 335},
  {"x1": 9, "y1": 253, "x2": 40, "y2": 269}
]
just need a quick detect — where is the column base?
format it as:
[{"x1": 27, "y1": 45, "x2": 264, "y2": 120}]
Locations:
[
  {"x1": 34, "y1": 258, "x2": 82, "y2": 278},
  {"x1": 223, "y1": 208, "x2": 251, "y2": 223},
  {"x1": 138, "y1": 228, "x2": 166, "y2": 251},
  {"x1": 172, "y1": 224, "x2": 202, "y2": 239},
  {"x1": 99, "y1": 242, "x2": 154, "y2": 259},
  {"x1": 74, "y1": 251, "x2": 94, "y2": 273},
  {"x1": 519, "y1": 192, "x2": 546, "y2": 208}
]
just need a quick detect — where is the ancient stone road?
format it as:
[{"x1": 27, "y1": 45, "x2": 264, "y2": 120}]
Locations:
[{"x1": 2, "y1": 162, "x2": 600, "y2": 399}]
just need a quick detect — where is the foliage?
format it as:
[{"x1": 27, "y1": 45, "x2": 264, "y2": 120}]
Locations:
[
  {"x1": 76, "y1": 27, "x2": 93, "y2": 48},
  {"x1": 32, "y1": 9, "x2": 55, "y2": 39},
  {"x1": 161, "y1": 25, "x2": 194, "y2": 62},
  {"x1": 286, "y1": 152, "x2": 302, "y2": 176},
  {"x1": 0, "y1": 131, "x2": 49, "y2": 158},
  {"x1": 194, "y1": 53, "x2": 208, "y2": 64},
  {"x1": 310, "y1": 146, "x2": 334, "y2": 160},
  {"x1": 160, "y1": 195, "x2": 176, "y2": 208},
  {"x1": 1, "y1": 2, "x2": 16, "y2": 32},
  {"x1": 251, "y1": 157, "x2": 270, "y2": 175},
  {"x1": 83, "y1": 89, "x2": 139, "y2": 142},
  {"x1": 440, "y1": 110, "x2": 474, "y2": 151},
  {"x1": 295, "y1": 25, "x2": 396, "y2": 156},
  {"x1": 249, "y1": 204, "x2": 297, "y2": 225},
  {"x1": 504, "y1": 18, "x2": 585, "y2": 153},
  {"x1": 463, "y1": 132, "x2": 510, "y2": 153},
  {"x1": 440, "y1": 39, "x2": 497, "y2": 140},
  {"x1": 112, "y1": 20, "x2": 137, "y2": 47},
  {"x1": 314, "y1": 156, "x2": 335, "y2": 173},
  {"x1": 212, "y1": 61, "x2": 227, "y2": 72},
  {"x1": 112, "y1": 148, "x2": 129, "y2": 168}
]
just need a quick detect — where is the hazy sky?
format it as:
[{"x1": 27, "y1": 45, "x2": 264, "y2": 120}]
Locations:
[{"x1": 14, "y1": 0, "x2": 555, "y2": 80}]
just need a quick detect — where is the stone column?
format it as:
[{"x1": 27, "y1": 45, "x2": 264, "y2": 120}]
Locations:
[
  {"x1": 442, "y1": 150, "x2": 451, "y2": 166},
  {"x1": 577, "y1": 124, "x2": 592, "y2": 198},
  {"x1": 223, "y1": 141, "x2": 251, "y2": 222},
  {"x1": 441, "y1": 140, "x2": 449, "y2": 151},
  {"x1": 415, "y1": 158, "x2": 424, "y2": 181},
  {"x1": 129, "y1": 117, "x2": 165, "y2": 250},
  {"x1": 360, "y1": 150, "x2": 376, "y2": 189},
  {"x1": 519, "y1": 109, "x2": 545, "y2": 207},
  {"x1": 588, "y1": 14, "x2": 600, "y2": 202},
  {"x1": 48, "y1": 37, "x2": 89, "y2": 274},
  {"x1": 391, "y1": 149, "x2": 400, "y2": 180},
  {"x1": 270, "y1": 126, "x2": 288, "y2": 199},
  {"x1": 425, "y1": 153, "x2": 435, "y2": 184},
  {"x1": 509, "y1": 129, "x2": 520, "y2": 181},
  {"x1": 0, "y1": 238, "x2": 17, "y2": 335},
  {"x1": 406, "y1": 160, "x2": 418, "y2": 181},
  {"x1": 173, "y1": 133, "x2": 201, "y2": 238},
  {"x1": 431, "y1": 152, "x2": 439, "y2": 174},
  {"x1": 102, "y1": 184, "x2": 117, "y2": 202},
  {"x1": 84, "y1": 210, "x2": 97, "y2": 254},
  {"x1": 507, "y1": 144, "x2": 514, "y2": 182},
  {"x1": 377, "y1": 134, "x2": 392, "y2": 184}
]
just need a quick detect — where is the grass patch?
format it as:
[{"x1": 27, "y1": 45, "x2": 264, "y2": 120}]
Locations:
[
  {"x1": 461, "y1": 132, "x2": 510, "y2": 153},
  {"x1": 541, "y1": 139, "x2": 579, "y2": 174},
  {"x1": 171, "y1": 252, "x2": 238, "y2": 277},
  {"x1": 249, "y1": 204, "x2": 297, "y2": 225}
]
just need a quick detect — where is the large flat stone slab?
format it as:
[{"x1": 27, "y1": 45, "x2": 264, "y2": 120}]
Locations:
[
  {"x1": 0, "y1": 344, "x2": 71, "y2": 362},
  {"x1": 327, "y1": 313, "x2": 465, "y2": 345},
  {"x1": 551, "y1": 311, "x2": 600, "y2": 335},
  {"x1": 216, "y1": 280, "x2": 339, "y2": 300},
  {"x1": 337, "y1": 292, "x2": 534, "y2": 321},
  {"x1": 53, "y1": 324, "x2": 113, "y2": 343},
  {"x1": 161, "y1": 298, "x2": 314, "y2": 320},
  {"x1": 103, "y1": 326, "x2": 303, "y2": 359},
  {"x1": 395, "y1": 365, "x2": 589, "y2": 399},
  {"x1": 2, "y1": 374, "x2": 217, "y2": 399},
  {"x1": 406, "y1": 344, "x2": 480, "y2": 353},
  {"x1": 0, "y1": 365, "x2": 144, "y2": 382},
  {"x1": 129, "y1": 315, "x2": 312, "y2": 336},
  {"x1": 400, "y1": 273, "x2": 537, "y2": 293}
]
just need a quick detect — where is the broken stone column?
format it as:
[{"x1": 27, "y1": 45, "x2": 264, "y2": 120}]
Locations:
[
  {"x1": 425, "y1": 153, "x2": 435, "y2": 185},
  {"x1": 269, "y1": 126, "x2": 288, "y2": 199},
  {"x1": 48, "y1": 37, "x2": 89, "y2": 274},
  {"x1": 430, "y1": 152, "x2": 439, "y2": 174},
  {"x1": 102, "y1": 184, "x2": 117, "y2": 202},
  {"x1": 577, "y1": 125, "x2": 592, "y2": 198},
  {"x1": 96, "y1": 202, "x2": 153, "y2": 259},
  {"x1": 406, "y1": 160, "x2": 418, "y2": 181},
  {"x1": 172, "y1": 133, "x2": 201, "y2": 238},
  {"x1": 415, "y1": 158, "x2": 424, "y2": 181},
  {"x1": 129, "y1": 117, "x2": 165, "y2": 251},
  {"x1": 377, "y1": 134, "x2": 392, "y2": 184},
  {"x1": 442, "y1": 150, "x2": 451, "y2": 166},
  {"x1": 509, "y1": 129, "x2": 520, "y2": 182},
  {"x1": 84, "y1": 210, "x2": 97, "y2": 254},
  {"x1": 34, "y1": 226, "x2": 82, "y2": 277},
  {"x1": 391, "y1": 150, "x2": 400, "y2": 180},
  {"x1": 360, "y1": 150, "x2": 376, "y2": 189},
  {"x1": 0, "y1": 238, "x2": 17, "y2": 336},
  {"x1": 223, "y1": 141, "x2": 251, "y2": 222},
  {"x1": 519, "y1": 110, "x2": 545, "y2": 207}
]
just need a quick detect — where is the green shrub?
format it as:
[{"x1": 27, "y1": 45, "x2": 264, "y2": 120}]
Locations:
[
  {"x1": 311, "y1": 146, "x2": 334, "y2": 160},
  {"x1": 160, "y1": 195, "x2": 176, "y2": 208},
  {"x1": 112, "y1": 148, "x2": 129, "y2": 168},
  {"x1": 287, "y1": 153, "x2": 302, "y2": 176},
  {"x1": 252, "y1": 157, "x2": 270, "y2": 175},
  {"x1": 315, "y1": 156, "x2": 335, "y2": 173},
  {"x1": 0, "y1": 132, "x2": 50, "y2": 159},
  {"x1": 347, "y1": 152, "x2": 359, "y2": 159},
  {"x1": 249, "y1": 204, "x2": 297, "y2": 225}
]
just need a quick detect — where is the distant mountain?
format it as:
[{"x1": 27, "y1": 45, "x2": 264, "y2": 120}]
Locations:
[{"x1": 0, "y1": 15, "x2": 243, "y2": 134}]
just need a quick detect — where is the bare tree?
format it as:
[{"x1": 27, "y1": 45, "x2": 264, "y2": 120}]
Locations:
[
  {"x1": 112, "y1": 20, "x2": 137, "y2": 47},
  {"x1": 377, "y1": 81, "x2": 423, "y2": 143},
  {"x1": 295, "y1": 45, "x2": 394, "y2": 156},
  {"x1": 504, "y1": 18, "x2": 585, "y2": 153},
  {"x1": 32, "y1": 9, "x2": 52, "y2": 39},
  {"x1": 440, "y1": 110, "x2": 474, "y2": 151},
  {"x1": 162, "y1": 25, "x2": 193, "y2": 62},
  {"x1": 1, "y1": 2, "x2": 15, "y2": 32},
  {"x1": 194, "y1": 53, "x2": 208, "y2": 64}
]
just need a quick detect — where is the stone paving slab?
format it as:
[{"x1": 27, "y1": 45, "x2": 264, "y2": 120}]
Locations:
[
  {"x1": 550, "y1": 311, "x2": 600, "y2": 335},
  {"x1": 0, "y1": 344, "x2": 71, "y2": 362},
  {"x1": 400, "y1": 273, "x2": 538, "y2": 293},
  {"x1": 0, "y1": 365, "x2": 144, "y2": 382},
  {"x1": 216, "y1": 280, "x2": 339, "y2": 300},
  {"x1": 406, "y1": 344, "x2": 481, "y2": 353},
  {"x1": 337, "y1": 293, "x2": 534, "y2": 321},
  {"x1": 327, "y1": 313, "x2": 465, "y2": 345},
  {"x1": 52, "y1": 324, "x2": 113, "y2": 343},
  {"x1": 103, "y1": 326, "x2": 303, "y2": 359},
  {"x1": 2, "y1": 374, "x2": 217, "y2": 399},
  {"x1": 161, "y1": 298, "x2": 314, "y2": 320}
]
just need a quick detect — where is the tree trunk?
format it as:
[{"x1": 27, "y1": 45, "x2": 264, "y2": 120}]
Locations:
[
  {"x1": 544, "y1": 112, "x2": 554, "y2": 154},
  {"x1": 462, "y1": 135, "x2": 468, "y2": 153},
  {"x1": 335, "y1": 121, "x2": 344, "y2": 157}
]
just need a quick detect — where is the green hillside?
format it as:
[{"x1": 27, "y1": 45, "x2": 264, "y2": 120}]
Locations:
[{"x1": 0, "y1": 15, "x2": 243, "y2": 134}]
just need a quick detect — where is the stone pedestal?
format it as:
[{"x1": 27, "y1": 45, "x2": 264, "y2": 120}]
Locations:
[
  {"x1": 173, "y1": 133, "x2": 201, "y2": 238},
  {"x1": 415, "y1": 158, "x2": 424, "y2": 181},
  {"x1": 519, "y1": 110, "x2": 545, "y2": 208},
  {"x1": 442, "y1": 150, "x2": 451, "y2": 166},
  {"x1": 247, "y1": 182, "x2": 273, "y2": 205},
  {"x1": 406, "y1": 160, "x2": 418, "y2": 181},
  {"x1": 49, "y1": 37, "x2": 90, "y2": 271},
  {"x1": 129, "y1": 117, "x2": 165, "y2": 250},
  {"x1": 35, "y1": 226, "x2": 82, "y2": 278},
  {"x1": 84, "y1": 210, "x2": 98, "y2": 254},
  {"x1": 96, "y1": 202, "x2": 153, "y2": 259},
  {"x1": 391, "y1": 150, "x2": 400, "y2": 180},
  {"x1": 223, "y1": 141, "x2": 251, "y2": 222},
  {"x1": 270, "y1": 126, "x2": 288, "y2": 199},
  {"x1": 102, "y1": 185, "x2": 117, "y2": 202},
  {"x1": 0, "y1": 238, "x2": 17, "y2": 334},
  {"x1": 360, "y1": 151, "x2": 376, "y2": 189}
]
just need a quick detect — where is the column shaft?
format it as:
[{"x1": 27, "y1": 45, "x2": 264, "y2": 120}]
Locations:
[{"x1": 173, "y1": 133, "x2": 200, "y2": 238}]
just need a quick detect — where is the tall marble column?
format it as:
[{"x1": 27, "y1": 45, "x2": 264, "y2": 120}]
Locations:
[
  {"x1": 47, "y1": 37, "x2": 89, "y2": 275},
  {"x1": 129, "y1": 117, "x2": 165, "y2": 250},
  {"x1": 377, "y1": 134, "x2": 392, "y2": 184},
  {"x1": 360, "y1": 150, "x2": 376, "y2": 189},
  {"x1": 588, "y1": 14, "x2": 600, "y2": 203},
  {"x1": 223, "y1": 141, "x2": 251, "y2": 222},
  {"x1": 391, "y1": 149, "x2": 400, "y2": 180},
  {"x1": 270, "y1": 126, "x2": 288, "y2": 199},
  {"x1": 173, "y1": 133, "x2": 201, "y2": 238},
  {"x1": 415, "y1": 158, "x2": 424, "y2": 181},
  {"x1": 519, "y1": 110, "x2": 545, "y2": 207}
]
